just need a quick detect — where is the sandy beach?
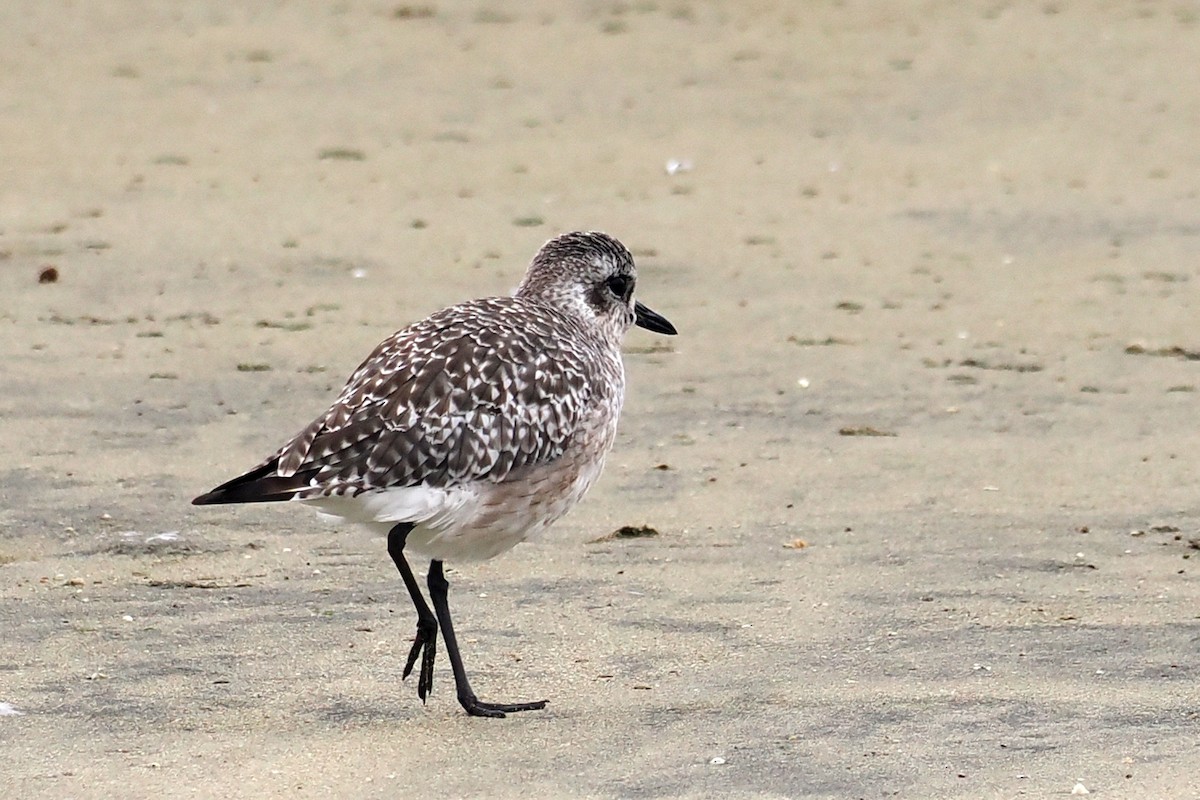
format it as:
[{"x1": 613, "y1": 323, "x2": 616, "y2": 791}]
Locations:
[{"x1": 2, "y1": 2, "x2": 1198, "y2": 797}]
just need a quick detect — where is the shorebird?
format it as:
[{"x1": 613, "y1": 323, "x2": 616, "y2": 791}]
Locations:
[{"x1": 193, "y1": 231, "x2": 676, "y2": 717}]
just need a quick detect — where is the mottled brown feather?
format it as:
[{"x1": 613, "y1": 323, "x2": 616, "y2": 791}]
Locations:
[
  {"x1": 192, "y1": 230, "x2": 667, "y2": 516},
  {"x1": 256, "y1": 296, "x2": 616, "y2": 498}
]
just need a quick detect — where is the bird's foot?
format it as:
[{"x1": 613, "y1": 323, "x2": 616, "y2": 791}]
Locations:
[
  {"x1": 402, "y1": 618, "x2": 438, "y2": 702},
  {"x1": 458, "y1": 694, "x2": 548, "y2": 719}
]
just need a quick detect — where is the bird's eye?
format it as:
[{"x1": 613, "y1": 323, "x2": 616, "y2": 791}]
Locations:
[{"x1": 605, "y1": 275, "x2": 632, "y2": 299}]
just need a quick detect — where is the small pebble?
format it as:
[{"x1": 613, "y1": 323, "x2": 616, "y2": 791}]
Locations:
[{"x1": 665, "y1": 158, "x2": 694, "y2": 175}]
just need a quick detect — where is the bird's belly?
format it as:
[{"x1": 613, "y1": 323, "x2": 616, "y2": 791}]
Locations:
[{"x1": 302, "y1": 449, "x2": 609, "y2": 563}]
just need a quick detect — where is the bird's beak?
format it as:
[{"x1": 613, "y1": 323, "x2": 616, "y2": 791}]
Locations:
[{"x1": 634, "y1": 301, "x2": 677, "y2": 335}]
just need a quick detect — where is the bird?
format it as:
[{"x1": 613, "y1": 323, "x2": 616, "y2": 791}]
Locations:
[{"x1": 193, "y1": 230, "x2": 677, "y2": 717}]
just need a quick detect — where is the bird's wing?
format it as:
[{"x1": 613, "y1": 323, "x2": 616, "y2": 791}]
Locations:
[{"x1": 269, "y1": 298, "x2": 598, "y2": 497}]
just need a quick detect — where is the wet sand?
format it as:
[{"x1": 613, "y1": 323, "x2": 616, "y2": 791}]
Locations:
[{"x1": 2, "y1": 2, "x2": 1199, "y2": 798}]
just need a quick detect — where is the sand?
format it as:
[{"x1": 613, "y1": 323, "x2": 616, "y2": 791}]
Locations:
[{"x1": 2, "y1": 2, "x2": 1198, "y2": 798}]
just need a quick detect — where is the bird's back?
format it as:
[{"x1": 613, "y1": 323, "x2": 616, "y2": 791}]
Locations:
[{"x1": 194, "y1": 295, "x2": 625, "y2": 509}]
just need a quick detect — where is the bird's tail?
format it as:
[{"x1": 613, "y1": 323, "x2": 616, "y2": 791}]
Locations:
[{"x1": 191, "y1": 457, "x2": 316, "y2": 505}]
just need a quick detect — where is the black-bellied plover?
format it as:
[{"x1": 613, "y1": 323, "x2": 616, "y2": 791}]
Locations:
[{"x1": 193, "y1": 231, "x2": 676, "y2": 717}]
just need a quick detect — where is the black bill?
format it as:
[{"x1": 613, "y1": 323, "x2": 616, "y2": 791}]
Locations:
[{"x1": 634, "y1": 300, "x2": 677, "y2": 335}]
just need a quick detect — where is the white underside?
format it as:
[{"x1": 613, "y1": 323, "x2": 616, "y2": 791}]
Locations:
[{"x1": 298, "y1": 456, "x2": 606, "y2": 562}]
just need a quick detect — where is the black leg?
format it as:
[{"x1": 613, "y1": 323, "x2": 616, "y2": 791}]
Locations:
[
  {"x1": 387, "y1": 523, "x2": 437, "y2": 703},
  {"x1": 427, "y1": 560, "x2": 547, "y2": 718}
]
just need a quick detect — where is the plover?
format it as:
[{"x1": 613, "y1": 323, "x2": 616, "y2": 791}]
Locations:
[{"x1": 193, "y1": 231, "x2": 676, "y2": 717}]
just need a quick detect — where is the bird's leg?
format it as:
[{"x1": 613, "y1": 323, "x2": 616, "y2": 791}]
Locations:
[
  {"x1": 387, "y1": 523, "x2": 438, "y2": 703},
  {"x1": 426, "y1": 560, "x2": 548, "y2": 718}
]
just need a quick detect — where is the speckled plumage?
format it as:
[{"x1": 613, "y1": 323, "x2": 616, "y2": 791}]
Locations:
[
  {"x1": 195, "y1": 231, "x2": 672, "y2": 561},
  {"x1": 280, "y1": 296, "x2": 617, "y2": 490}
]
